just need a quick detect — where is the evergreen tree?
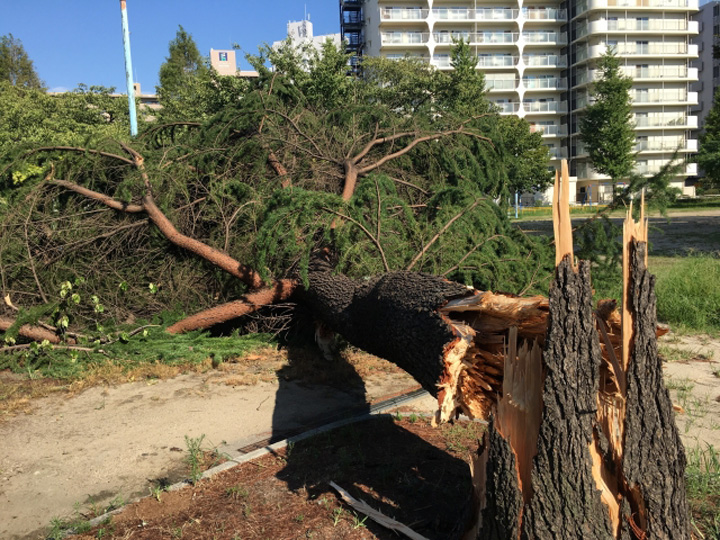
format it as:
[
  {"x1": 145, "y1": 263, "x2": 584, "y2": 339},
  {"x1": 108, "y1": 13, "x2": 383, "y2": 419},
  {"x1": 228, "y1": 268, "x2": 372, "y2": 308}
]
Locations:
[
  {"x1": 579, "y1": 48, "x2": 635, "y2": 185},
  {"x1": 0, "y1": 33, "x2": 44, "y2": 89},
  {"x1": 697, "y1": 88, "x2": 720, "y2": 190},
  {"x1": 156, "y1": 26, "x2": 210, "y2": 120},
  {"x1": 440, "y1": 38, "x2": 490, "y2": 117}
]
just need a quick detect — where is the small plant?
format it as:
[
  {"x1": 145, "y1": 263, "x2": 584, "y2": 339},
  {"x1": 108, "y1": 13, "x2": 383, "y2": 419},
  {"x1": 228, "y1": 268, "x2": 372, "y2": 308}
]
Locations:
[
  {"x1": 226, "y1": 484, "x2": 249, "y2": 500},
  {"x1": 685, "y1": 444, "x2": 720, "y2": 538},
  {"x1": 351, "y1": 512, "x2": 368, "y2": 529},
  {"x1": 408, "y1": 413, "x2": 419, "y2": 424},
  {"x1": 184, "y1": 434, "x2": 206, "y2": 484},
  {"x1": 331, "y1": 507, "x2": 344, "y2": 526},
  {"x1": 294, "y1": 513, "x2": 305, "y2": 523},
  {"x1": 149, "y1": 484, "x2": 165, "y2": 502}
]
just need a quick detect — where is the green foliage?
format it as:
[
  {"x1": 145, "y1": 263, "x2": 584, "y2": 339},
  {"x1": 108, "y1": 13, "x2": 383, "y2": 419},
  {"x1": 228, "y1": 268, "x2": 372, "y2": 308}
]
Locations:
[
  {"x1": 697, "y1": 88, "x2": 720, "y2": 191},
  {"x1": 0, "y1": 33, "x2": 43, "y2": 89},
  {"x1": 579, "y1": 48, "x2": 635, "y2": 184},
  {"x1": 685, "y1": 444, "x2": 720, "y2": 538},
  {"x1": 496, "y1": 115, "x2": 553, "y2": 194}
]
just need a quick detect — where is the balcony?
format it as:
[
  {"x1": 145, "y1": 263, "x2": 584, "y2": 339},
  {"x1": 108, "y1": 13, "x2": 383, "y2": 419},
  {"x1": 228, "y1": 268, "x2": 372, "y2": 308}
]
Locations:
[
  {"x1": 530, "y1": 124, "x2": 568, "y2": 136},
  {"x1": 380, "y1": 8, "x2": 429, "y2": 21},
  {"x1": 635, "y1": 138, "x2": 698, "y2": 151},
  {"x1": 634, "y1": 114, "x2": 697, "y2": 128},
  {"x1": 381, "y1": 32, "x2": 430, "y2": 46},
  {"x1": 615, "y1": 42, "x2": 698, "y2": 56},
  {"x1": 522, "y1": 8, "x2": 568, "y2": 21},
  {"x1": 522, "y1": 31, "x2": 567, "y2": 45},
  {"x1": 633, "y1": 90, "x2": 698, "y2": 105},
  {"x1": 523, "y1": 54, "x2": 567, "y2": 67},
  {"x1": 606, "y1": 19, "x2": 697, "y2": 33},
  {"x1": 476, "y1": 55, "x2": 518, "y2": 68},
  {"x1": 524, "y1": 100, "x2": 568, "y2": 113},
  {"x1": 577, "y1": 0, "x2": 699, "y2": 12},
  {"x1": 486, "y1": 79, "x2": 518, "y2": 91},
  {"x1": 523, "y1": 77, "x2": 567, "y2": 90},
  {"x1": 494, "y1": 101, "x2": 522, "y2": 113},
  {"x1": 474, "y1": 8, "x2": 519, "y2": 21},
  {"x1": 549, "y1": 147, "x2": 569, "y2": 160},
  {"x1": 434, "y1": 31, "x2": 519, "y2": 45},
  {"x1": 622, "y1": 65, "x2": 697, "y2": 80}
]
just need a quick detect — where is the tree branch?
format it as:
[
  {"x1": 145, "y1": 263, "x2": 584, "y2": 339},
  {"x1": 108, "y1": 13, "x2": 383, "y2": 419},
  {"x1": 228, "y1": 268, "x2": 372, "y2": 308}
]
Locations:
[
  {"x1": 0, "y1": 316, "x2": 61, "y2": 344},
  {"x1": 407, "y1": 199, "x2": 482, "y2": 271},
  {"x1": 50, "y1": 179, "x2": 145, "y2": 213},
  {"x1": 166, "y1": 279, "x2": 297, "y2": 334},
  {"x1": 322, "y1": 208, "x2": 390, "y2": 272}
]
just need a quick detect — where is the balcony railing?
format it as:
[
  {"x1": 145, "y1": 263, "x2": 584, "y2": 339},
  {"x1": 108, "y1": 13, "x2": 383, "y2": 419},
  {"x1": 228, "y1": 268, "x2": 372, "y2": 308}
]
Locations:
[
  {"x1": 434, "y1": 31, "x2": 519, "y2": 44},
  {"x1": 634, "y1": 115, "x2": 696, "y2": 127},
  {"x1": 431, "y1": 8, "x2": 519, "y2": 21},
  {"x1": 477, "y1": 55, "x2": 518, "y2": 67},
  {"x1": 381, "y1": 32, "x2": 430, "y2": 45},
  {"x1": 522, "y1": 31, "x2": 567, "y2": 44},
  {"x1": 531, "y1": 124, "x2": 567, "y2": 136},
  {"x1": 635, "y1": 138, "x2": 692, "y2": 151},
  {"x1": 486, "y1": 79, "x2": 517, "y2": 90},
  {"x1": 524, "y1": 100, "x2": 567, "y2": 113},
  {"x1": 616, "y1": 42, "x2": 689, "y2": 55},
  {"x1": 494, "y1": 101, "x2": 522, "y2": 113},
  {"x1": 523, "y1": 54, "x2": 567, "y2": 67},
  {"x1": 607, "y1": 19, "x2": 689, "y2": 31},
  {"x1": 608, "y1": 0, "x2": 695, "y2": 7},
  {"x1": 523, "y1": 77, "x2": 567, "y2": 89},
  {"x1": 380, "y1": 8, "x2": 429, "y2": 21},
  {"x1": 633, "y1": 90, "x2": 690, "y2": 103},
  {"x1": 623, "y1": 66, "x2": 689, "y2": 79},
  {"x1": 522, "y1": 8, "x2": 568, "y2": 20}
]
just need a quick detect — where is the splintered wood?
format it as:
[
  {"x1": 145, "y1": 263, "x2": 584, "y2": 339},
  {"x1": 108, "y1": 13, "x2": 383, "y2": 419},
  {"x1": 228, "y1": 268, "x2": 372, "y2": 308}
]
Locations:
[{"x1": 433, "y1": 161, "x2": 689, "y2": 539}]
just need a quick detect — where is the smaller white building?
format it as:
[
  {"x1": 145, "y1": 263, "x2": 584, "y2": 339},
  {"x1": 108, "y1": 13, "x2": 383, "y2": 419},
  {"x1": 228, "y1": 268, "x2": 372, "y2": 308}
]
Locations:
[{"x1": 272, "y1": 17, "x2": 342, "y2": 58}]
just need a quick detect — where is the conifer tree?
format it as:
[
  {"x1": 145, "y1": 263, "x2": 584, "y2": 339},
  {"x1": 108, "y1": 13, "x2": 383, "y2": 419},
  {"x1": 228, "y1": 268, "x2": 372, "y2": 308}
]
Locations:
[
  {"x1": 697, "y1": 88, "x2": 720, "y2": 191},
  {"x1": 579, "y1": 48, "x2": 635, "y2": 185},
  {"x1": 0, "y1": 33, "x2": 44, "y2": 89}
]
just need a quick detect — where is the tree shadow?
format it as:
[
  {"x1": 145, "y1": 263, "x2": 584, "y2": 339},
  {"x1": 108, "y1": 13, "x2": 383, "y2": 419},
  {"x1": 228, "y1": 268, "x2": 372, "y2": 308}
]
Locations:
[{"x1": 275, "y1": 415, "x2": 473, "y2": 540}]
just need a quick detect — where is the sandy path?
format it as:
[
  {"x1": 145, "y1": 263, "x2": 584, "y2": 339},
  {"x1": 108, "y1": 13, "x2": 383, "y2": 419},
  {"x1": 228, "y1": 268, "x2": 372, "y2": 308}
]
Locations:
[{"x1": 0, "y1": 368, "x2": 435, "y2": 540}]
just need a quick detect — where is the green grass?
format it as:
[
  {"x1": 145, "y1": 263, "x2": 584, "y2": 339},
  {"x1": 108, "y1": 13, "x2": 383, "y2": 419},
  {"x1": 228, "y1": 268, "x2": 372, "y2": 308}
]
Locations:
[
  {"x1": 686, "y1": 445, "x2": 720, "y2": 539},
  {"x1": 652, "y1": 255, "x2": 720, "y2": 334},
  {"x1": 0, "y1": 323, "x2": 276, "y2": 381}
]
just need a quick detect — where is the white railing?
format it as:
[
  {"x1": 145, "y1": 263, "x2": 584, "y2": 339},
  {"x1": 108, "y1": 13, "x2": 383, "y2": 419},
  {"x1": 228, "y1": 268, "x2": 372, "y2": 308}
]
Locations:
[
  {"x1": 381, "y1": 32, "x2": 430, "y2": 45},
  {"x1": 523, "y1": 31, "x2": 567, "y2": 44},
  {"x1": 607, "y1": 19, "x2": 688, "y2": 31},
  {"x1": 522, "y1": 8, "x2": 568, "y2": 20},
  {"x1": 486, "y1": 79, "x2": 517, "y2": 90},
  {"x1": 627, "y1": 66, "x2": 689, "y2": 78},
  {"x1": 477, "y1": 55, "x2": 518, "y2": 67},
  {"x1": 608, "y1": 0, "x2": 693, "y2": 8},
  {"x1": 474, "y1": 8, "x2": 519, "y2": 20},
  {"x1": 381, "y1": 8, "x2": 429, "y2": 20},
  {"x1": 634, "y1": 114, "x2": 688, "y2": 127},
  {"x1": 633, "y1": 90, "x2": 688, "y2": 103},
  {"x1": 635, "y1": 138, "x2": 686, "y2": 151},
  {"x1": 531, "y1": 124, "x2": 567, "y2": 136},
  {"x1": 616, "y1": 42, "x2": 688, "y2": 55},
  {"x1": 523, "y1": 77, "x2": 567, "y2": 89},
  {"x1": 524, "y1": 100, "x2": 566, "y2": 113},
  {"x1": 494, "y1": 101, "x2": 522, "y2": 113},
  {"x1": 434, "y1": 31, "x2": 519, "y2": 44},
  {"x1": 523, "y1": 54, "x2": 567, "y2": 67}
]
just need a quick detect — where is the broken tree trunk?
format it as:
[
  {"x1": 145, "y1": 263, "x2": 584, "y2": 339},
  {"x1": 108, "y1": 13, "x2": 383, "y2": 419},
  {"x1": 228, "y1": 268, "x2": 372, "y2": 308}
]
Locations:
[{"x1": 300, "y1": 164, "x2": 688, "y2": 539}]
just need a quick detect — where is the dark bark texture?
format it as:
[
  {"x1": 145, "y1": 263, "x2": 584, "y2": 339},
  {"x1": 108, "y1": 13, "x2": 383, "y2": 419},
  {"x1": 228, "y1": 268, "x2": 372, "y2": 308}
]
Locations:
[
  {"x1": 621, "y1": 242, "x2": 690, "y2": 540},
  {"x1": 478, "y1": 417, "x2": 524, "y2": 540},
  {"x1": 521, "y1": 258, "x2": 614, "y2": 539},
  {"x1": 299, "y1": 270, "x2": 472, "y2": 395}
]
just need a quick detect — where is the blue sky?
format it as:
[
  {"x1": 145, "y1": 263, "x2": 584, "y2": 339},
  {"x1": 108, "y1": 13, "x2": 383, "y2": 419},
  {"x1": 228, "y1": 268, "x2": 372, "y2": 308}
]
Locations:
[{"x1": 0, "y1": 0, "x2": 340, "y2": 93}]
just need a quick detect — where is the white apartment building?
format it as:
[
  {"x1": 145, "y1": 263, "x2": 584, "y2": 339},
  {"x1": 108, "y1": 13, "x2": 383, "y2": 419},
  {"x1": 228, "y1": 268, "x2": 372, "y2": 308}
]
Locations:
[
  {"x1": 272, "y1": 18, "x2": 342, "y2": 58},
  {"x1": 341, "y1": 0, "x2": 699, "y2": 203},
  {"x1": 692, "y1": 1, "x2": 720, "y2": 129}
]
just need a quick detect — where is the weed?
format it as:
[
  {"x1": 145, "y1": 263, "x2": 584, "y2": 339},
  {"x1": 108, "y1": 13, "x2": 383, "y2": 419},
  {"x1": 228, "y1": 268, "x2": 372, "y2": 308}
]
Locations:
[
  {"x1": 685, "y1": 444, "x2": 720, "y2": 539},
  {"x1": 351, "y1": 512, "x2": 368, "y2": 529},
  {"x1": 46, "y1": 512, "x2": 92, "y2": 539},
  {"x1": 658, "y1": 344, "x2": 695, "y2": 363},
  {"x1": 184, "y1": 434, "x2": 206, "y2": 484},
  {"x1": 226, "y1": 484, "x2": 249, "y2": 500},
  {"x1": 331, "y1": 507, "x2": 344, "y2": 526},
  {"x1": 149, "y1": 484, "x2": 165, "y2": 502},
  {"x1": 408, "y1": 413, "x2": 419, "y2": 423},
  {"x1": 294, "y1": 513, "x2": 305, "y2": 523}
]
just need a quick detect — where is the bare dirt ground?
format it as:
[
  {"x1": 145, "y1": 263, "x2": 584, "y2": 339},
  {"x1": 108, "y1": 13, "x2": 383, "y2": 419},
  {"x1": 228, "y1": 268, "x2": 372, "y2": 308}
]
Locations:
[{"x1": 1, "y1": 210, "x2": 718, "y2": 539}]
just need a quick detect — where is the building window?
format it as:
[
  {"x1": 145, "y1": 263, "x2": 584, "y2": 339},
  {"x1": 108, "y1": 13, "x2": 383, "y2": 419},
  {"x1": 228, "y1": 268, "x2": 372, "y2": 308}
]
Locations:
[
  {"x1": 714, "y1": 3, "x2": 719, "y2": 16},
  {"x1": 714, "y1": 65, "x2": 720, "y2": 78},
  {"x1": 218, "y1": 52, "x2": 228, "y2": 62}
]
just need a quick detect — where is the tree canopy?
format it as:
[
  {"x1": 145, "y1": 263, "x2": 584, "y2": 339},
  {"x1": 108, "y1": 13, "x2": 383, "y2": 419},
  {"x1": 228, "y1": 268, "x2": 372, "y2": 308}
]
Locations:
[
  {"x1": 579, "y1": 48, "x2": 635, "y2": 184},
  {"x1": 1, "y1": 41, "x2": 554, "y2": 336},
  {"x1": 697, "y1": 88, "x2": 720, "y2": 191},
  {"x1": 0, "y1": 33, "x2": 43, "y2": 89}
]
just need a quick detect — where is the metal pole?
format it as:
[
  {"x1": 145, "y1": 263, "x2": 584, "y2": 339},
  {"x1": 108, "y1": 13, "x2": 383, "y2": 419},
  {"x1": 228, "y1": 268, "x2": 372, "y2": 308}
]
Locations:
[
  {"x1": 120, "y1": 0, "x2": 138, "y2": 137},
  {"x1": 515, "y1": 191, "x2": 519, "y2": 219}
]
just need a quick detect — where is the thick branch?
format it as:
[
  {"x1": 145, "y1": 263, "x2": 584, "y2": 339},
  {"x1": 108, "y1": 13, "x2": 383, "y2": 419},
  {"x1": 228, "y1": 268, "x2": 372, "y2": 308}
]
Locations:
[
  {"x1": 0, "y1": 316, "x2": 61, "y2": 344},
  {"x1": 166, "y1": 279, "x2": 297, "y2": 334},
  {"x1": 322, "y1": 207, "x2": 390, "y2": 272}
]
